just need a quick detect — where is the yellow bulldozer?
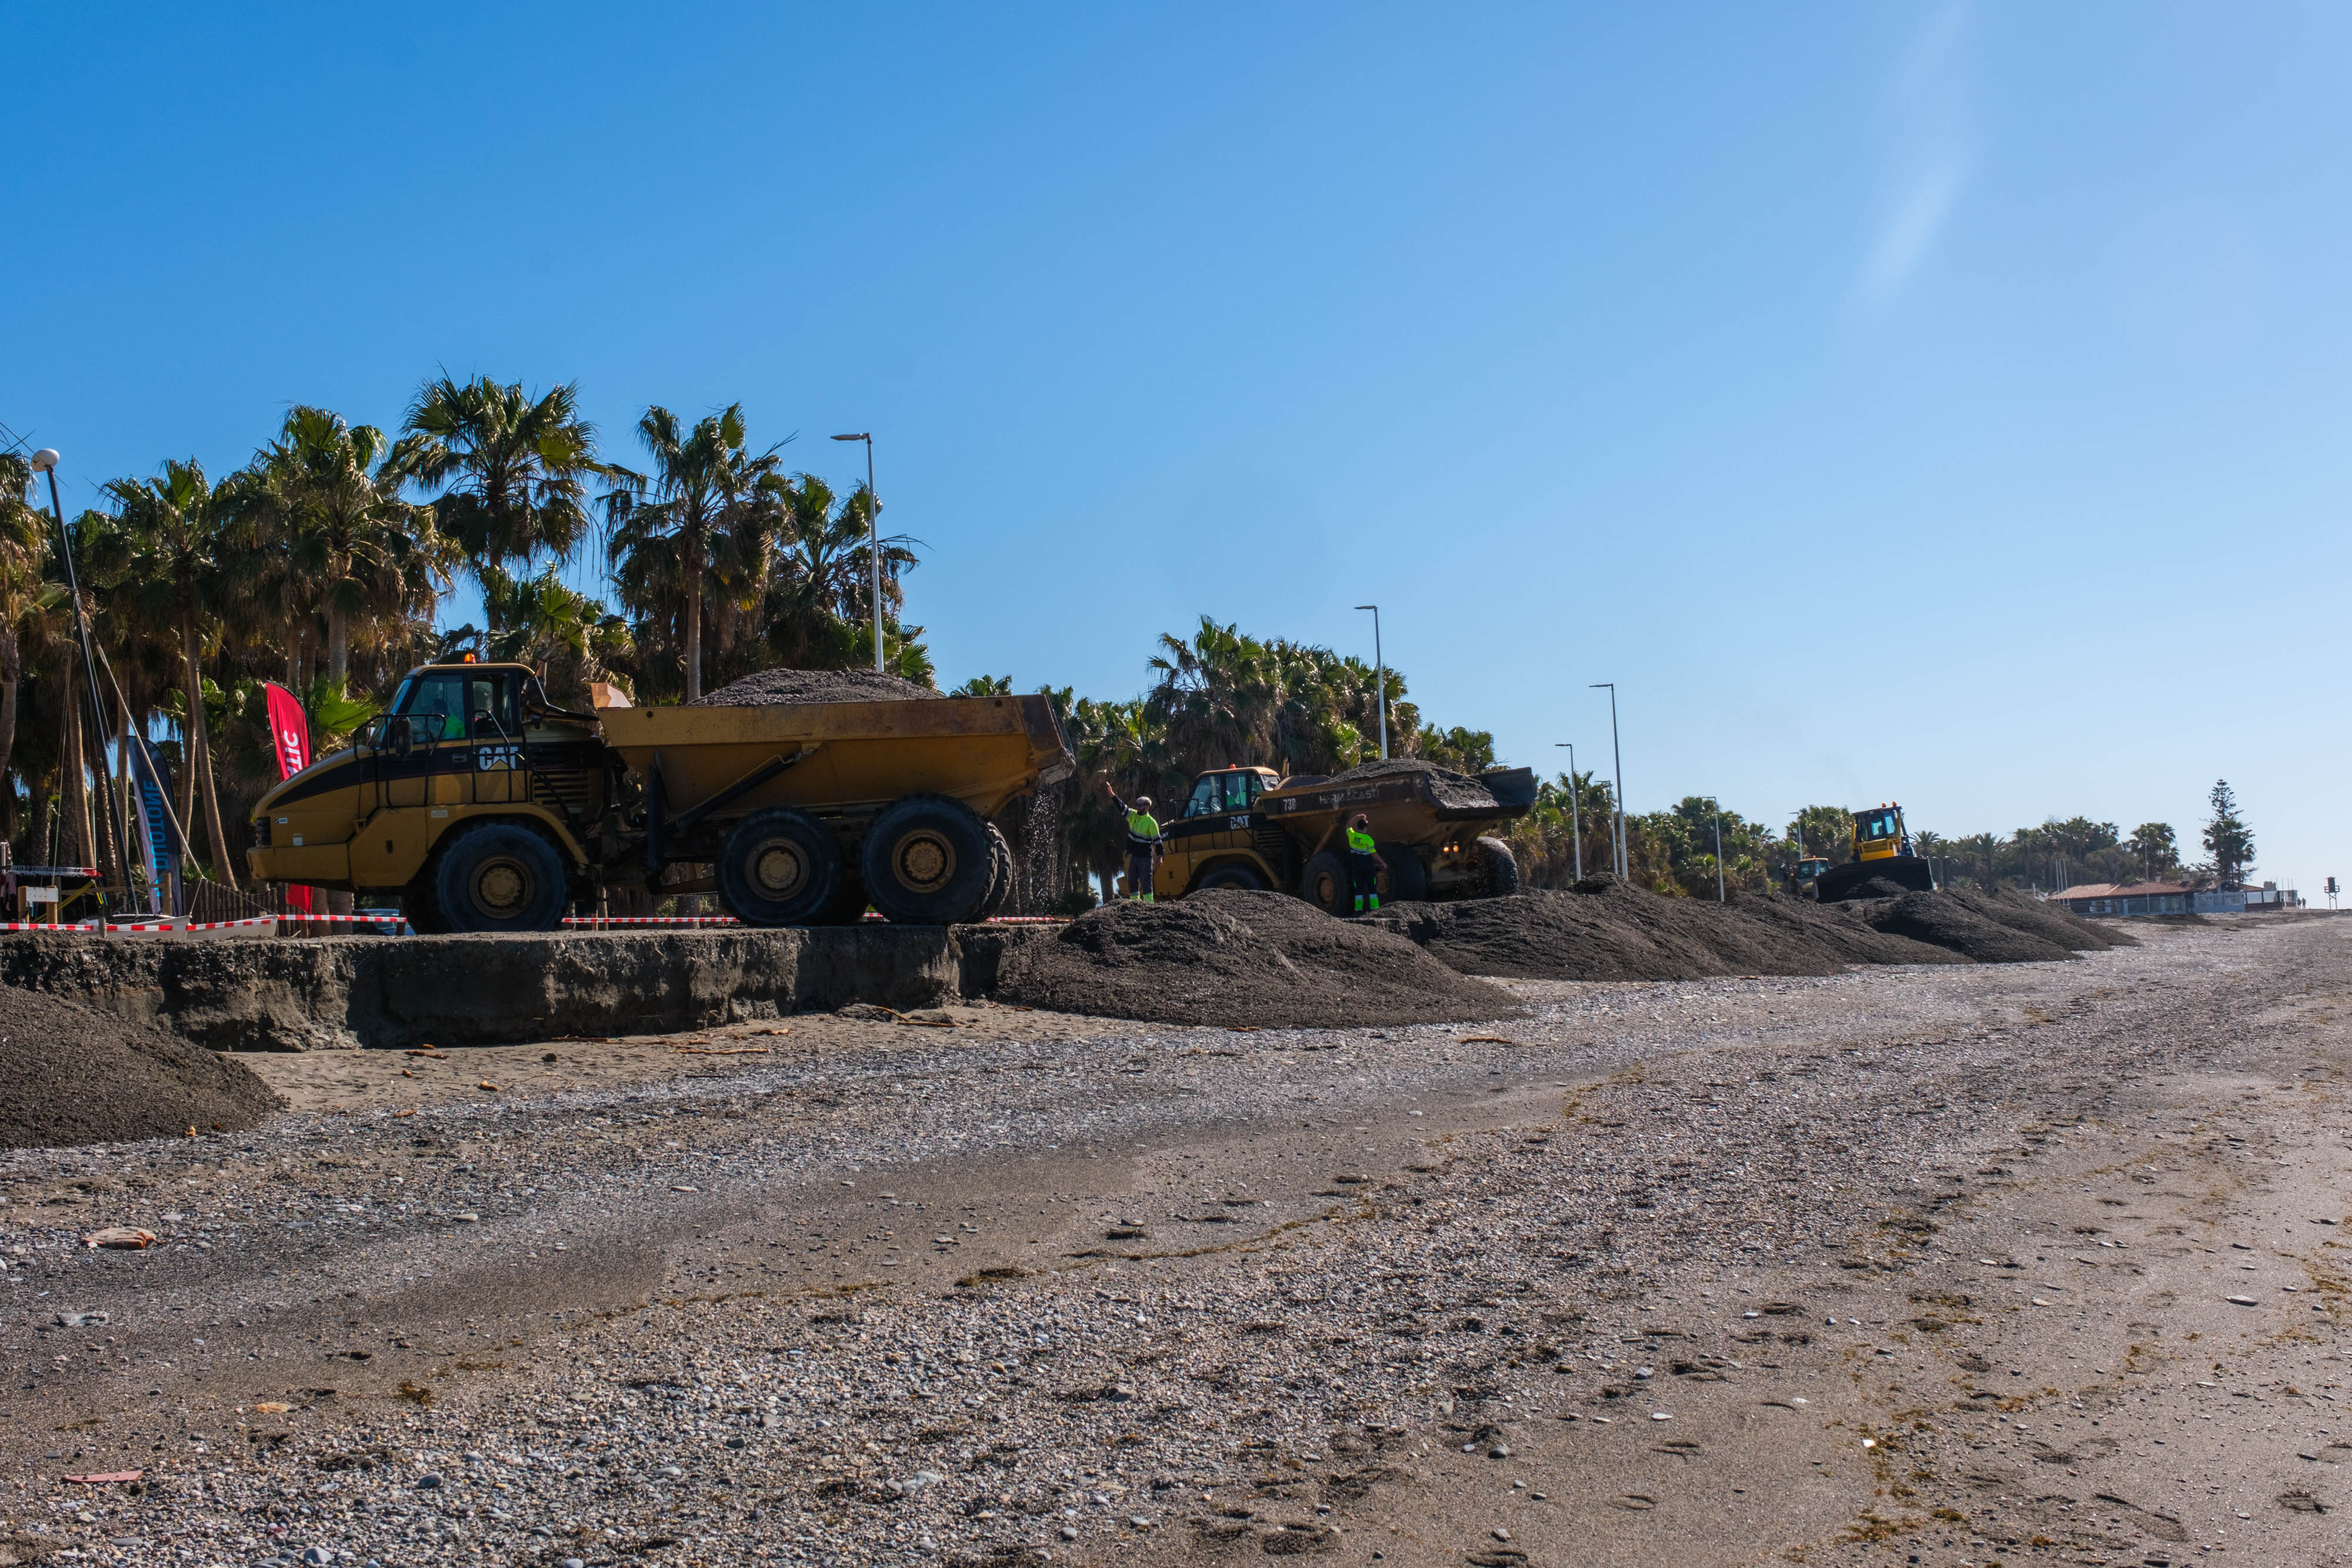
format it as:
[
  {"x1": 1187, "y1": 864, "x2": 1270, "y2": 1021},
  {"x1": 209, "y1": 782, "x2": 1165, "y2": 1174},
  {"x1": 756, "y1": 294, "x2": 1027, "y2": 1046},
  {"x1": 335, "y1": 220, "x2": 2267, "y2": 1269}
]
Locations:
[{"x1": 1812, "y1": 801, "x2": 1935, "y2": 902}]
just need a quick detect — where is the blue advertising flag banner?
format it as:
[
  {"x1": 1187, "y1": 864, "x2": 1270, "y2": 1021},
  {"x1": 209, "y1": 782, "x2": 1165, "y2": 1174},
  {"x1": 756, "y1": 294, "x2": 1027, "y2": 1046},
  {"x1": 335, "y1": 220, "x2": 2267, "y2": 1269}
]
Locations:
[{"x1": 126, "y1": 734, "x2": 183, "y2": 914}]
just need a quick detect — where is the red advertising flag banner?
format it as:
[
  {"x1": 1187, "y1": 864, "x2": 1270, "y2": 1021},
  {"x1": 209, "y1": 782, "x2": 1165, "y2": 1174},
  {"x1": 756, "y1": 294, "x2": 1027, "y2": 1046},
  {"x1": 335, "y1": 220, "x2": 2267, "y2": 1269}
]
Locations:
[
  {"x1": 263, "y1": 683, "x2": 311, "y2": 780},
  {"x1": 262, "y1": 684, "x2": 314, "y2": 915}
]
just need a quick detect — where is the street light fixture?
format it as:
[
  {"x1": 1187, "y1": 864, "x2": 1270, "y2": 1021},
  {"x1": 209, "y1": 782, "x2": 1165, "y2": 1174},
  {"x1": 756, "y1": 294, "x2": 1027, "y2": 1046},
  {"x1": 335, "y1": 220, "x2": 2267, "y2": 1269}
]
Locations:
[
  {"x1": 1354, "y1": 605, "x2": 1386, "y2": 760},
  {"x1": 1553, "y1": 743, "x2": 1581, "y2": 880},
  {"x1": 831, "y1": 433, "x2": 881, "y2": 673},
  {"x1": 1590, "y1": 683, "x2": 1625, "y2": 880}
]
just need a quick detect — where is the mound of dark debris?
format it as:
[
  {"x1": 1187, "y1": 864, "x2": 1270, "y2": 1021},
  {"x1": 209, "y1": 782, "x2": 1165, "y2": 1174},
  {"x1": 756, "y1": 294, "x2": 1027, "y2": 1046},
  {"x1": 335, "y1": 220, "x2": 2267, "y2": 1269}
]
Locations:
[
  {"x1": 1369, "y1": 881, "x2": 2133, "y2": 981},
  {"x1": 692, "y1": 668, "x2": 941, "y2": 707},
  {"x1": 991, "y1": 890, "x2": 1516, "y2": 1027},
  {"x1": 0, "y1": 986, "x2": 281, "y2": 1151}
]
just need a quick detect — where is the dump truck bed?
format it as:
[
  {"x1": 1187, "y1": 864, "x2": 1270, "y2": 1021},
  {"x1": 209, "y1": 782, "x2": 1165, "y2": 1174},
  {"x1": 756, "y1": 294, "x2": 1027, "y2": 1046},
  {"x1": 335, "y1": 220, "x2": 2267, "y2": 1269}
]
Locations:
[
  {"x1": 600, "y1": 693, "x2": 1074, "y2": 823},
  {"x1": 1257, "y1": 764, "x2": 1538, "y2": 849}
]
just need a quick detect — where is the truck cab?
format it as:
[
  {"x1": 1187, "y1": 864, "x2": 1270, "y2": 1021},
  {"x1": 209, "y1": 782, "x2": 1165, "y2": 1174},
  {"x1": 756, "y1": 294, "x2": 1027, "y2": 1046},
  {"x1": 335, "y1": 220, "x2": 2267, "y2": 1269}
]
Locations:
[
  {"x1": 249, "y1": 660, "x2": 606, "y2": 911},
  {"x1": 1793, "y1": 854, "x2": 1829, "y2": 897},
  {"x1": 1852, "y1": 804, "x2": 1912, "y2": 862},
  {"x1": 1152, "y1": 767, "x2": 1283, "y2": 897}
]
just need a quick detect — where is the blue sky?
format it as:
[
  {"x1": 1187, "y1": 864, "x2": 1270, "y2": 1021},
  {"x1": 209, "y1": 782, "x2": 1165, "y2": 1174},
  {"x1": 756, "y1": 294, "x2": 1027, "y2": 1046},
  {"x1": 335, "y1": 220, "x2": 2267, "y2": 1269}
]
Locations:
[{"x1": 12, "y1": 4, "x2": 2348, "y2": 890}]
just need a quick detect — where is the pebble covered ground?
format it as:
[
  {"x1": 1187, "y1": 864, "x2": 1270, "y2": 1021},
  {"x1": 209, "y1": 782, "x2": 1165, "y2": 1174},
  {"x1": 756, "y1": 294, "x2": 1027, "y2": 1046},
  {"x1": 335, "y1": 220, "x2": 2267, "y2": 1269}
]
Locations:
[{"x1": 0, "y1": 915, "x2": 2344, "y2": 1567}]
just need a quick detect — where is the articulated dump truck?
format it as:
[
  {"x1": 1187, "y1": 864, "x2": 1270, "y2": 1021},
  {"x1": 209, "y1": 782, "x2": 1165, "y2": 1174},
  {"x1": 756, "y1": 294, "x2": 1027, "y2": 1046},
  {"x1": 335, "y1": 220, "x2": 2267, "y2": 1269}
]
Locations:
[
  {"x1": 246, "y1": 661, "x2": 1074, "y2": 932},
  {"x1": 1152, "y1": 761, "x2": 1539, "y2": 915}
]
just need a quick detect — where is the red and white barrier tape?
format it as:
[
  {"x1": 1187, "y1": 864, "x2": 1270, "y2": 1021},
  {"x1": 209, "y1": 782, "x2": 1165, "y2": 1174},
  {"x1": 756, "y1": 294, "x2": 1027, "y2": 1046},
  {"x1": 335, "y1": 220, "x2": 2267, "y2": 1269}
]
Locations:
[
  {"x1": 3, "y1": 911, "x2": 1065, "y2": 935},
  {"x1": 275, "y1": 913, "x2": 407, "y2": 925}
]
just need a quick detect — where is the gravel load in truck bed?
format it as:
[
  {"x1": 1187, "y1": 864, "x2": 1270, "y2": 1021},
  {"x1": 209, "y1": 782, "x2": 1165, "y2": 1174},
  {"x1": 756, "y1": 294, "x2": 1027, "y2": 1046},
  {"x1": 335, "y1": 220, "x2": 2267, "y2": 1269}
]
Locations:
[
  {"x1": 1310, "y1": 757, "x2": 1503, "y2": 813},
  {"x1": 690, "y1": 668, "x2": 943, "y2": 706},
  {"x1": 0, "y1": 985, "x2": 281, "y2": 1151},
  {"x1": 991, "y1": 889, "x2": 1516, "y2": 1027}
]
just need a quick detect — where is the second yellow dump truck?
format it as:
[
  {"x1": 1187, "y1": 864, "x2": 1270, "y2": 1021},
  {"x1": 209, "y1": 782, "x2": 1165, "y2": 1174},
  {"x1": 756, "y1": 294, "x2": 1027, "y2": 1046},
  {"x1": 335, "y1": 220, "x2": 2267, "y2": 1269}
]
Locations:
[
  {"x1": 246, "y1": 661, "x2": 1074, "y2": 932},
  {"x1": 1148, "y1": 760, "x2": 1538, "y2": 912}
]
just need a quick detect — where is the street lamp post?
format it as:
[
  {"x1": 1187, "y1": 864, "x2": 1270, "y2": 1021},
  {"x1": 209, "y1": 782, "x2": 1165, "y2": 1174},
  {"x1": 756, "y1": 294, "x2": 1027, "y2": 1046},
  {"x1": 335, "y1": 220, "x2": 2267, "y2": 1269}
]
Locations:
[
  {"x1": 32, "y1": 449, "x2": 130, "y2": 903},
  {"x1": 830, "y1": 433, "x2": 880, "y2": 673},
  {"x1": 1554, "y1": 742, "x2": 1581, "y2": 880},
  {"x1": 1354, "y1": 605, "x2": 1385, "y2": 760},
  {"x1": 1591, "y1": 683, "x2": 1625, "y2": 880}
]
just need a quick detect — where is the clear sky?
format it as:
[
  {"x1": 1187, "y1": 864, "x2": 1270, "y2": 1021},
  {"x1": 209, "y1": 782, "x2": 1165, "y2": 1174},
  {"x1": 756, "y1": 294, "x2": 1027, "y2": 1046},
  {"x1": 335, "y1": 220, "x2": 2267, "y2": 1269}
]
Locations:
[{"x1": 11, "y1": 4, "x2": 2348, "y2": 890}]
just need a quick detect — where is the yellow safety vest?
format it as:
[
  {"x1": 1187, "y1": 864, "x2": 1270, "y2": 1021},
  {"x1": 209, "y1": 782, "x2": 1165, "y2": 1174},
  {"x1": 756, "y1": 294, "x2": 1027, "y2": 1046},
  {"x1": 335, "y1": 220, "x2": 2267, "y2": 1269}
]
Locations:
[{"x1": 1346, "y1": 828, "x2": 1375, "y2": 854}]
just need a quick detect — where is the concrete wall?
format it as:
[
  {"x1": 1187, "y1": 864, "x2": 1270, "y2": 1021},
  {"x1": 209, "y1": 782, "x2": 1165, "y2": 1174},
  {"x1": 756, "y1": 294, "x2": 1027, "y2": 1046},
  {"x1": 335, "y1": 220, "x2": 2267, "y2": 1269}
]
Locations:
[{"x1": 0, "y1": 925, "x2": 1057, "y2": 1052}]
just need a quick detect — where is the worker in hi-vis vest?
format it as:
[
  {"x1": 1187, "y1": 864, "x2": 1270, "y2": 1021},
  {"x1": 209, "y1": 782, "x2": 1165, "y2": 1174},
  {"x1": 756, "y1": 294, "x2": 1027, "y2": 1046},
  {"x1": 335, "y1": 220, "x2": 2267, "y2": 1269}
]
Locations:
[
  {"x1": 1106, "y1": 782, "x2": 1163, "y2": 901},
  {"x1": 1345, "y1": 813, "x2": 1388, "y2": 914}
]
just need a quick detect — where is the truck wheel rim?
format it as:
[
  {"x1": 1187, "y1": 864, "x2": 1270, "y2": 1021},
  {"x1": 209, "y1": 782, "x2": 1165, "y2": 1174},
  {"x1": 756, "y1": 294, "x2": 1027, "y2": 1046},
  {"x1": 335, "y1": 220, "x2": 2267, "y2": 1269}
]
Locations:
[
  {"x1": 473, "y1": 858, "x2": 530, "y2": 917},
  {"x1": 751, "y1": 841, "x2": 808, "y2": 898},
  {"x1": 891, "y1": 830, "x2": 955, "y2": 893}
]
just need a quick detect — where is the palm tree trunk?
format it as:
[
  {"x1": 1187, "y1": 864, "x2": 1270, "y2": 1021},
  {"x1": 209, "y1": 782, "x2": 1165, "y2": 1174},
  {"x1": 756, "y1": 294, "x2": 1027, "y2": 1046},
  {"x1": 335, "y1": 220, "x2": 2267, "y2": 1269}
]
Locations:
[
  {"x1": 185, "y1": 613, "x2": 238, "y2": 889},
  {"x1": 0, "y1": 621, "x2": 21, "y2": 847},
  {"x1": 35, "y1": 763, "x2": 54, "y2": 868},
  {"x1": 85, "y1": 682, "x2": 128, "y2": 898},
  {"x1": 61, "y1": 662, "x2": 94, "y2": 879},
  {"x1": 115, "y1": 701, "x2": 143, "y2": 905},
  {"x1": 328, "y1": 600, "x2": 349, "y2": 688},
  {"x1": 682, "y1": 520, "x2": 704, "y2": 703}
]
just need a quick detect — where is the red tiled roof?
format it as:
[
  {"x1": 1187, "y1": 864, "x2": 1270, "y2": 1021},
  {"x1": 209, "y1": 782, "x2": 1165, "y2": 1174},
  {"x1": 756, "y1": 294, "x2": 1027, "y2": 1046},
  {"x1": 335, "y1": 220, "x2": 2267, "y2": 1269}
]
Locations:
[{"x1": 2051, "y1": 881, "x2": 2189, "y2": 901}]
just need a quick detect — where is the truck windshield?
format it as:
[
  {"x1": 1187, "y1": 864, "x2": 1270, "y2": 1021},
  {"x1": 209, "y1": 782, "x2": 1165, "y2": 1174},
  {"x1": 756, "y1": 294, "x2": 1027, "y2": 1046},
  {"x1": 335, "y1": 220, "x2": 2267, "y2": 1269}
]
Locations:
[
  {"x1": 468, "y1": 673, "x2": 519, "y2": 737},
  {"x1": 397, "y1": 673, "x2": 470, "y2": 742},
  {"x1": 1858, "y1": 810, "x2": 1899, "y2": 841},
  {"x1": 1187, "y1": 773, "x2": 1262, "y2": 817}
]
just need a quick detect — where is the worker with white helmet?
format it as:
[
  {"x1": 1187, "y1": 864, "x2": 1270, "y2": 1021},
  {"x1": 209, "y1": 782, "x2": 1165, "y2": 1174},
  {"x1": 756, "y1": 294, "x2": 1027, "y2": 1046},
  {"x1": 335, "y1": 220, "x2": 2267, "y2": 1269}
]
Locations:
[{"x1": 1105, "y1": 782, "x2": 1164, "y2": 901}]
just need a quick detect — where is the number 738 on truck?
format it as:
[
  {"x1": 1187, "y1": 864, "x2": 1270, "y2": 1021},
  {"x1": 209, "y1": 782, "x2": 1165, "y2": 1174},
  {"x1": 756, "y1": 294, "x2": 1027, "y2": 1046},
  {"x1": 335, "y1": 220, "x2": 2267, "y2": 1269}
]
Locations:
[{"x1": 246, "y1": 661, "x2": 1075, "y2": 932}]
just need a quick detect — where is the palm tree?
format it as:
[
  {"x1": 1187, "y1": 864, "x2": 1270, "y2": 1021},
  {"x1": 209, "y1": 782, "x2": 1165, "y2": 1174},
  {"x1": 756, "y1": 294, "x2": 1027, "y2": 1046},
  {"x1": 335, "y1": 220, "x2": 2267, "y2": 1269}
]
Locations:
[
  {"x1": 399, "y1": 374, "x2": 607, "y2": 622},
  {"x1": 603, "y1": 404, "x2": 784, "y2": 701},
  {"x1": 259, "y1": 406, "x2": 449, "y2": 686},
  {"x1": 757, "y1": 473, "x2": 918, "y2": 673},
  {"x1": 479, "y1": 563, "x2": 634, "y2": 708},
  {"x1": 94, "y1": 460, "x2": 239, "y2": 884},
  {"x1": 0, "y1": 456, "x2": 63, "y2": 838}
]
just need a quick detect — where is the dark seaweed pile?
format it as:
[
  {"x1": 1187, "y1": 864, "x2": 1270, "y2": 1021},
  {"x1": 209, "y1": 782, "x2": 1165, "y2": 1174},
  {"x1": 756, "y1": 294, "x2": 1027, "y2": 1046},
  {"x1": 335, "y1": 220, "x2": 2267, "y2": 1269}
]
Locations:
[
  {"x1": 1367, "y1": 881, "x2": 2133, "y2": 981},
  {"x1": 993, "y1": 890, "x2": 1517, "y2": 1027},
  {"x1": 0, "y1": 986, "x2": 282, "y2": 1151}
]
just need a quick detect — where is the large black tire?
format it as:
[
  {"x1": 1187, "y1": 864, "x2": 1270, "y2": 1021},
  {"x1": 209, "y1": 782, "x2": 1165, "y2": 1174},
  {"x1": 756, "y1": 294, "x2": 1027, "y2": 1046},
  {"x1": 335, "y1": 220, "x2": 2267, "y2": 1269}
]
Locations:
[
  {"x1": 715, "y1": 808, "x2": 842, "y2": 927},
  {"x1": 1378, "y1": 842, "x2": 1428, "y2": 902},
  {"x1": 1474, "y1": 837, "x2": 1520, "y2": 898},
  {"x1": 975, "y1": 823, "x2": 1014, "y2": 921},
  {"x1": 432, "y1": 821, "x2": 569, "y2": 933},
  {"x1": 860, "y1": 794, "x2": 994, "y2": 925},
  {"x1": 1816, "y1": 855, "x2": 1935, "y2": 904},
  {"x1": 1298, "y1": 850, "x2": 1350, "y2": 916},
  {"x1": 1195, "y1": 861, "x2": 1267, "y2": 892}
]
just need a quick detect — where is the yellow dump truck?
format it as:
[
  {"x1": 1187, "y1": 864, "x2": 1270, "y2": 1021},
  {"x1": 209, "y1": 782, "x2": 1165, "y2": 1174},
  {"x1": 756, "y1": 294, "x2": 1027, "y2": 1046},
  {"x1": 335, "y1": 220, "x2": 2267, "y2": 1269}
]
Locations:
[
  {"x1": 246, "y1": 661, "x2": 1074, "y2": 932},
  {"x1": 1150, "y1": 761, "x2": 1538, "y2": 912}
]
